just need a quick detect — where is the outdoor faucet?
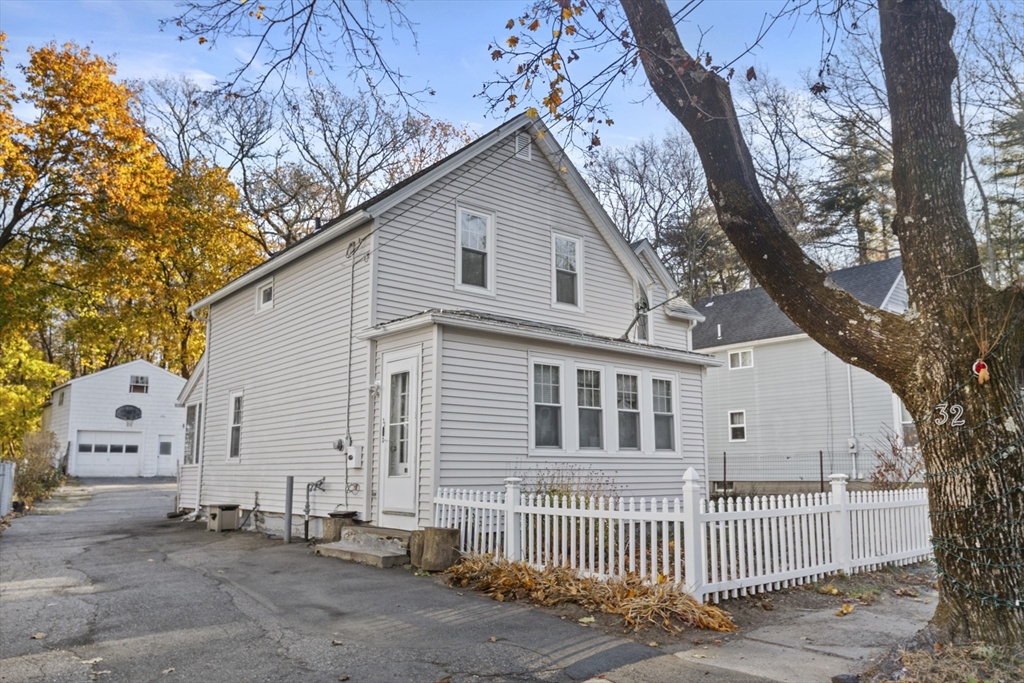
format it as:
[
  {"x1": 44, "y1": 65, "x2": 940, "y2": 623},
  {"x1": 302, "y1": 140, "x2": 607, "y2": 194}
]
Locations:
[{"x1": 303, "y1": 477, "x2": 327, "y2": 542}]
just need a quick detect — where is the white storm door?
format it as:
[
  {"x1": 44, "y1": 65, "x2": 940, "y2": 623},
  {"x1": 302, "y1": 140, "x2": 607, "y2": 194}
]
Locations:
[{"x1": 379, "y1": 352, "x2": 419, "y2": 530}]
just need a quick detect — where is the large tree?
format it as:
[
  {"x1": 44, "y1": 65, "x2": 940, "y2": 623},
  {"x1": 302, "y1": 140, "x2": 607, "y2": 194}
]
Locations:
[{"x1": 172, "y1": 0, "x2": 1023, "y2": 643}]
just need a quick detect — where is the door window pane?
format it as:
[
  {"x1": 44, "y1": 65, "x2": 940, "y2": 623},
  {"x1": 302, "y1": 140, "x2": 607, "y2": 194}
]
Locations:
[
  {"x1": 159, "y1": 441, "x2": 172, "y2": 456},
  {"x1": 534, "y1": 364, "x2": 561, "y2": 448},
  {"x1": 388, "y1": 371, "x2": 411, "y2": 476}
]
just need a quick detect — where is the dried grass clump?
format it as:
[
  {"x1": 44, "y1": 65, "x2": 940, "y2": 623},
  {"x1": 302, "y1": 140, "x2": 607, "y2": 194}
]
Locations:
[
  {"x1": 446, "y1": 554, "x2": 736, "y2": 633},
  {"x1": 897, "y1": 643, "x2": 1024, "y2": 683}
]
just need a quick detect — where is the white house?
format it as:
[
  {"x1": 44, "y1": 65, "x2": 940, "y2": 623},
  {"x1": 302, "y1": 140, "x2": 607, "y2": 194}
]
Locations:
[
  {"x1": 179, "y1": 114, "x2": 719, "y2": 533},
  {"x1": 42, "y1": 360, "x2": 187, "y2": 477},
  {"x1": 692, "y1": 257, "x2": 910, "y2": 492}
]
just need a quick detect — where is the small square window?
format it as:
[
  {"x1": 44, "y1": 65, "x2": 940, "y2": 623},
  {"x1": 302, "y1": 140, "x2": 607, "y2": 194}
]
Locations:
[
  {"x1": 729, "y1": 350, "x2": 753, "y2": 369},
  {"x1": 159, "y1": 441, "x2": 172, "y2": 456},
  {"x1": 729, "y1": 411, "x2": 747, "y2": 442},
  {"x1": 257, "y1": 281, "x2": 274, "y2": 312},
  {"x1": 129, "y1": 376, "x2": 149, "y2": 394}
]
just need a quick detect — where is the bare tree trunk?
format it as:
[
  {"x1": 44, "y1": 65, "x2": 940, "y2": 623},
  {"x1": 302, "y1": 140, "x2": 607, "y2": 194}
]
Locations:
[{"x1": 621, "y1": 0, "x2": 1024, "y2": 644}]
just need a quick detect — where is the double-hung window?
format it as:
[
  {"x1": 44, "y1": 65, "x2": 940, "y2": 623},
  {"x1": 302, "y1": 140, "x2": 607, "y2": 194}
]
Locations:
[
  {"x1": 228, "y1": 392, "x2": 243, "y2": 459},
  {"x1": 256, "y1": 279, "x2": 274, "y2": 312},
  {"x1": 534, "y1": 364, "x2": 562, "y2": 448},
  {"x1": 729, "y1": 410, "x2": 746, "y2": 442},
  {"x1": 652, "y1": 378, "x2": 675, "y2": 450},
  {"x1": 577, "y1": 369, "x2": 603, "y2": 448},
  {"x1": 457, "y1": 207, "x2": 494, "y2": 291},
  {"x1": 616, "y1": 373, "x2": 640, "y2": 450},
  {"x1": 184, "y1": 404, "x2": 202, "y2": 465},
  {"x1": 553, "y1": 234, "x2": 580, "y2": 307}
]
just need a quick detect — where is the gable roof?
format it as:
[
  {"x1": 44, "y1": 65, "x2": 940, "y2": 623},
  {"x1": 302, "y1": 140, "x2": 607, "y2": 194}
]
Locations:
[
  {"x1": 50, "y1": 359, "x2": 185, "y2": 394},
  {"x1": 188, "y1": 115, "x2": 655, "y2": 314},
  {"x1": 692, "y1": 256, "x2": 903, "y2": 350}
]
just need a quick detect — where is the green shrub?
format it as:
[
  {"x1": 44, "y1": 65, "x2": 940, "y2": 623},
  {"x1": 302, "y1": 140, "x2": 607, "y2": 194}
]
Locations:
[{"x1": 12, "y1": 431, "x2": 64, "y2": 505}]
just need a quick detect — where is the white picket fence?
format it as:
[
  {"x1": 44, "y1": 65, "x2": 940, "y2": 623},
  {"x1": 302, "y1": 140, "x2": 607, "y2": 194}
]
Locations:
[{"x1": 433, "y1": 469, "x2": 931, "y2": 604}]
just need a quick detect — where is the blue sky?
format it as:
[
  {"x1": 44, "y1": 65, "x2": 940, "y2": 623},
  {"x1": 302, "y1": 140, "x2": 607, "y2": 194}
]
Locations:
[{"x1": 2, "y1": 0, "x2": 829, "y2": 148}]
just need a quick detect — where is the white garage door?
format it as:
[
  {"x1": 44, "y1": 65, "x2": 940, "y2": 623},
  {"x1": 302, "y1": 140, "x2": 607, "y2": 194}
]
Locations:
[{"x1": 74, "y1": 431, "x2": 143, "y2": 477}]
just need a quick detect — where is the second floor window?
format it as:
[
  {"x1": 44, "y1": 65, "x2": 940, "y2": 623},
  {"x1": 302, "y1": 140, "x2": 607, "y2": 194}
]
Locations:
[
  {"x1": 129, "y1": 376, "x2": 149, "y2": 394},
  {"x1": 458, "y1": 208, "x2": 492, "y2": 290},
  {"x1": 553, "y1": 235, "x2": 579, "y2": 306}
]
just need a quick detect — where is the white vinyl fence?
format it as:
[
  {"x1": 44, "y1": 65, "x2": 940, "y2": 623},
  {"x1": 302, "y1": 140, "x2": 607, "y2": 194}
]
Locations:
[{"x1": 433, "y1": 469, "x2": 931, "y2": 604}]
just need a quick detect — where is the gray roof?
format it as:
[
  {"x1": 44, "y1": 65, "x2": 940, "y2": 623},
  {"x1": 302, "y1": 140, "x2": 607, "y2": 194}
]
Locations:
[{"x1": 692, "y1": 257, "x2": 903, "y2": 349}]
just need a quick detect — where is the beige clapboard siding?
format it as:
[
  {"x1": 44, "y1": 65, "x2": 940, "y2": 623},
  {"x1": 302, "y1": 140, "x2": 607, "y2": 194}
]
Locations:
[
  {"x1": 438, "y1": 328, "x2": 707, "y2": 498},
  {"x1": 369, "y1": 326, "x2": 435, "y2": 526},
  {"x1": 703, "y1": 336, "x2": 897, "y2": 482},
  {"x1": 373, "y1": 136, "x2": 638, "y2": 339},
  {"x1": 200, "y1": 226, "x2": 374, "y2": 516}
]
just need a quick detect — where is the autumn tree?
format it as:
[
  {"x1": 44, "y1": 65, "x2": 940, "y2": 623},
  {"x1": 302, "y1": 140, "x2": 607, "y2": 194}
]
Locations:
[{"x1": 170, "y1": 0, "x2": 1024, "y2": 644}]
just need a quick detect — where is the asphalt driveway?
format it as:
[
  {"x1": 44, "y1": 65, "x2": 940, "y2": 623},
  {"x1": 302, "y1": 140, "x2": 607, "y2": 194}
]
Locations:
[{"x1": 1, "y1": 480, "x2": 676, "y2": 683}]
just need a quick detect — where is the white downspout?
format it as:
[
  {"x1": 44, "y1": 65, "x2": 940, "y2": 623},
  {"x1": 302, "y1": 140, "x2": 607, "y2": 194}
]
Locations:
[
  {"x1": 847, "y1": 364, "x2": 856, "y2": 479},
  {"x1": 194, "y1": 315, "x2": 212, "y2": 517}
]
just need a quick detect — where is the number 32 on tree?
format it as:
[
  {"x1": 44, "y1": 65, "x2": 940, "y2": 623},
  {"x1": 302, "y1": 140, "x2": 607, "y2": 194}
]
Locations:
[{"x1": 934, "y1": 403, "x2": 965, "y2": 427}]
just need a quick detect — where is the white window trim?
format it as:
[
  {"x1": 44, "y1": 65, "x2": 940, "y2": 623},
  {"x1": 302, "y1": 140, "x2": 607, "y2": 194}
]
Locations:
[
  {"x1": 227, "y1": 390, "x2": 244, "y2": 460},
  {"x1": 454, "y1": 205, "x2": 497, "y2": 296},
  {"x1": 574, "y1": 363, "x2": 607, "y2": 451},
  {"x1": 528, "y1": 356, "x2": 565, "y2": 453},
  {"x1": 256, "y1": 278, "x2": 275, "y2": 313},
  {"x1": 551, "y1": 232, "x2": 584, "y2": 312},
  {"x1": 514, "y1": 132, "x2": 532, "y2": 161},
  {"x1": 650, "y1": 373, "x2": 679, "y2": 452},
  {"x1": 728, "y1": 349, "x2": 753, "y2": 370},
  {"x1": 728, "y1": 410, "x2": 747, "y2": 443},
  {"x1": 613, "y1": 368, "x2": 642, "y2": 452}
]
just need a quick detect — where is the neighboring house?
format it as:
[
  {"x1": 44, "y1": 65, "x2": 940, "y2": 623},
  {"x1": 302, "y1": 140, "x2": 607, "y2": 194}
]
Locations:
[
  {"x1": 692, "y1": 257, "x2": 909, "y2": 492},
  {"x1": 41, "y1": 360, "x2": 186, "y2": 477},
  {"x1": 181, "y1": 114, "x2": 718, "y2": 533}
]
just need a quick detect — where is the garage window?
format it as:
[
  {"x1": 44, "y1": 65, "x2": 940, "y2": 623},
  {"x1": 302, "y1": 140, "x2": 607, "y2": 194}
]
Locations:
[
  {"x1": 125, "y1": 444, "x2": 139, "y2": 453},
  {"x1": 129, "y1": 376, "x2": 149, "y2": 393},
  {"x1": 78, "y1": 443, "x2": 92, "y2": 452}
]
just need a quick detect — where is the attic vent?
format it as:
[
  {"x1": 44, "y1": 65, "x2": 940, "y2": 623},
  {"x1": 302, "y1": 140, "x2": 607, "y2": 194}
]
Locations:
[{"x1": 515, "y1": 133, "x2": 532, "y2": 161}]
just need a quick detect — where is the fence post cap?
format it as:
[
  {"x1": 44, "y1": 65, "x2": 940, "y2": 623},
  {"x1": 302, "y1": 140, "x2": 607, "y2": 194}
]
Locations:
[
  {"x1": 682, "y1": 467, "x2": 700, "y2": 483},
  {"x1": 503, "y1": 477, "x2": 523, "y2": 485},
  {"x1": 829, "y1": 473, "x2": 849, "y2": 482}
]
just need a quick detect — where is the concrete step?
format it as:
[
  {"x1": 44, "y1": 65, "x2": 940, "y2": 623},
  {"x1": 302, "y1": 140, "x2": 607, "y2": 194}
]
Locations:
[
  {"x1": 316, "y1": 541, "x2": 409, "y2": 568},
  {"x1": 315, "y1": 525, "x2": 413, "y2": 568}
]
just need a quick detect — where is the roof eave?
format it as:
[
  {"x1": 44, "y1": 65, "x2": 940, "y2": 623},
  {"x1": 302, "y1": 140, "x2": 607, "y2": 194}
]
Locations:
[
  {"x1": 359, "y1": 311, "x2": 722, "y2": 367},
  {"x1": 187, "y1": 210, "x2": 372, "y2": 314}
]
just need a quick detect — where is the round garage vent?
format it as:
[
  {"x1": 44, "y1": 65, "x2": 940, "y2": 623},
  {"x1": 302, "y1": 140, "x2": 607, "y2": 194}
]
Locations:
[{"x1": 115, "y1": 405, "x2": 142, "y2": 426}]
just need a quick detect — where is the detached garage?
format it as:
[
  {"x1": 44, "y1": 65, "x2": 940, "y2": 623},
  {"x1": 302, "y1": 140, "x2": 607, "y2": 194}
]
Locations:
[{"x1": 41, "y1": 360, "x2": 186, "y2": 478}]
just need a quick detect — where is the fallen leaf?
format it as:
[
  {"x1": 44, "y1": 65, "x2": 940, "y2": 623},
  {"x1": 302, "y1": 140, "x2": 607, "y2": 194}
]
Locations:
[
  {"x1": 162, "y1": 668, "x2": 175, "y2": 675},
  {"x1": 147, "y1": 559, "x2": 154, "y2": 562},
  {"x1": 338, "y1": 676, "x2": 350, "y2": 682},
  {"x1": 692, "y1": 653, "x2": 706, "y2": 659},
  {"x1": 894, "y1": 587, "x2": 919, "y2": 598},
  {"x1": 835, "y1": 603, "x2": 856, "y2": 617},
  {"x1": 331, "y1": 640, "x2": 344, "y2": 646},
  {"x1": 488, "y1": 636, "x2": 498, "y2": 643},
  {"x1": 30, "y1": 632, "x2": 46, "y2": 640},
  {"x1": 578, "y1": 616, "x2": 595, "y2": 624},
  {"x1": 648, "y1": 641, "x2": 659, "y2": 647},
  {"x1": 83, "y1": 658, "x2": 103, "y2": 664}
]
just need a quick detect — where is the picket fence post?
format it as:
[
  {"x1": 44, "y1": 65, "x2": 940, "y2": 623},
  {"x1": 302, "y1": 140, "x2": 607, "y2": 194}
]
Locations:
[
  {"x1": 830, "y1": 474, "x2": 852, "y2": 574},
  {"x1": 681, "y1": 467, "x2": 706, "y2": 602},
  {"x1": 504, "y1": 477, "x2": 522, "y2": 561}
]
